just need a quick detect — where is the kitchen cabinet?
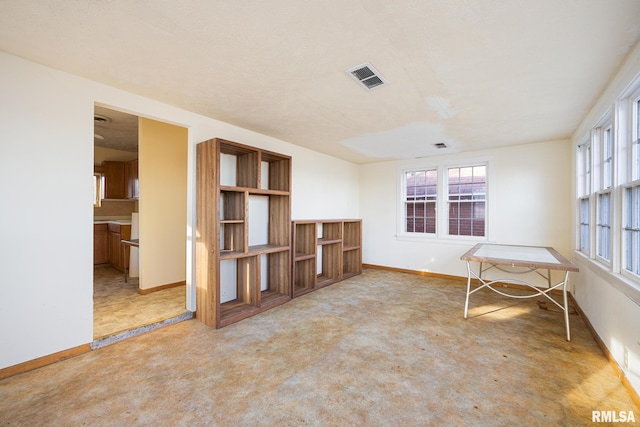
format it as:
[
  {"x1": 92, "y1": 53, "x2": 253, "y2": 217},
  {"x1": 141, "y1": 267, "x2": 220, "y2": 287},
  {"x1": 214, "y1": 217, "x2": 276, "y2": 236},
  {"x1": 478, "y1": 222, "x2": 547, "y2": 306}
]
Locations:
[
  {"x1": 126, "y1": 159, "x2": 139, "y2": 199},
  {"x1": 107, "y1": 222, "x2": 131, "y2": 272},
  {"x1": 103, "y1": 159, "x2": 138, "y2": 199},
  {"x1": 93, "y1": 223, "x2": 109, "y2": 265},
  {"x1": 103, "y1": 161, "x2": 126, "y2": 199}
]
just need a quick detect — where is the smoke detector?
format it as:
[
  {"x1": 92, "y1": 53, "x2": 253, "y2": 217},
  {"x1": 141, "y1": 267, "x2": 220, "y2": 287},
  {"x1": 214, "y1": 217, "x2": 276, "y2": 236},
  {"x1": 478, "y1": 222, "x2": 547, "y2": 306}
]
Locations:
[{"x1": 346, "y1": 63, "x2": 386, "y2": 90}]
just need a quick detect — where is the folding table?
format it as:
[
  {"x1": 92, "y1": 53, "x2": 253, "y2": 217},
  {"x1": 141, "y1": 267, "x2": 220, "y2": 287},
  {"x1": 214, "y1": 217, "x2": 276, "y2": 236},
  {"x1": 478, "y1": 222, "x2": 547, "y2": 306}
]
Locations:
[{"x1": 461, "y1": 243, "x2": 579, "y2": 341}]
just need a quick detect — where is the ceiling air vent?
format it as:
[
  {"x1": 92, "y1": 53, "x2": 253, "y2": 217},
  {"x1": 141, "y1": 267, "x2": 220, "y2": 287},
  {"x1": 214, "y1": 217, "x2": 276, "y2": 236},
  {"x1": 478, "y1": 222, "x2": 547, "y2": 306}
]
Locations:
[
  {"x1": 94, "y1": 113, "x2": 111, "y2": 123},
  {"x1": 347, "y1": 63, "x2": 386, "y2": 90},
  {"x1": 434, "y1": 142, "x2": 448, "y2": 149}
]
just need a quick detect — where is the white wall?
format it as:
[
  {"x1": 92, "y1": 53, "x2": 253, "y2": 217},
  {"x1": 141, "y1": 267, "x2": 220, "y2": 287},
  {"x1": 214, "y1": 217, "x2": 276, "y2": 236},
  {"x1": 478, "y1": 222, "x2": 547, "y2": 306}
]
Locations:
[
  {"x1": 0, "y1": 52, "x2": 94, "y2": 368},
  {"x1": 571, "y1": 39, "x2": 640, "y2": 395},
  {"x1": 0, "y1": 51, "x2": 359, "y2": 370},
  {"x1": 359, "y1": 139, "x2": 573, "y2": 283}
]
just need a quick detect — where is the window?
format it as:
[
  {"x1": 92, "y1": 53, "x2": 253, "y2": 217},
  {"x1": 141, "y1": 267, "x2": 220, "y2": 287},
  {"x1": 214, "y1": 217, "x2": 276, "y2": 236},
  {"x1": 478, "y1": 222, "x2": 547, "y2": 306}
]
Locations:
[
  {"x1": 577, "y1": 141, "x2": 591, "y2": 254},
  {"x1": 623, "y1": 186, "x2": 640, "y2": 276},
  {"x1": 622, "y1": 96, "x2": 640, "y2": 278},
  {"x1": 404, "y1": 169, "x2": 437, "y2": 234},
  {"x1": 594, "y1": 123, "x2": 613, "y2": 262},
  {"x1": 447, "y1": 165, "x2": 486, "y2": 237},
  {"x1": 400, "y1": 162, "x2": 488, "y2": 240},
  {"x1": 576, "y1": 83, "x2": 640, "y2": 287},
  {"x1": 93, "y1": 173, "x2": 102, "y2": 207}
]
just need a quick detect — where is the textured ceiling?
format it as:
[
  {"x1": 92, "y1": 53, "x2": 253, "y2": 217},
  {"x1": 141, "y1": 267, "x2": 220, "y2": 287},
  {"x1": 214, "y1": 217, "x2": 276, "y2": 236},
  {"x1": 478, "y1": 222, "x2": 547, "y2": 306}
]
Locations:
[
  {"x1": 1, "y1": 1, "x2": 639, "y2": 163},
  {"x1": 94, "y1": 106, "x2": 138, "y2": 152}
]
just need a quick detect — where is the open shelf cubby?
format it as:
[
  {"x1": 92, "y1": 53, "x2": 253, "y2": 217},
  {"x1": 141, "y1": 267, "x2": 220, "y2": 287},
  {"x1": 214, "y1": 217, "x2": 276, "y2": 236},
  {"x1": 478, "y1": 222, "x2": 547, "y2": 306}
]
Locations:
[
  {"x1": 196, "y1": 138, "x2": 291, "y2": 328},
  {"x1": 291, "y1": 219, "x2": 362, "y2": 298}
]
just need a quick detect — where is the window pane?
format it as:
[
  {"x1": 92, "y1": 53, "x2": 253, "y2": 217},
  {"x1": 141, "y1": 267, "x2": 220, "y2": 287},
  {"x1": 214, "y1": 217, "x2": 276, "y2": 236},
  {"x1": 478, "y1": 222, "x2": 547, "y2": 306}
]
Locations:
[
  {"x1": 405, "y1": 201, "x2": 436, "y2": 233},
  {"x1": 635, "y1": 100, "x2": 640, "y2": 181},
  {"x1": 597, "y1": 192, "x2": 611, "y2": 260},
  {"x1": 448, "y1": 166, "x2": 486, "y2": 236},
  {"x1": 603, "y1": 127, "x2": 612, "y2": 189},
  {"x1": 624, "y1": 186, "x2": 640, "y2": 275},
  {"x1": 405, "y1": 170, "x2": 437, "y2": 233},
  {"x1": 580, "y1": 198, "x2": 589, "y2": 252}
]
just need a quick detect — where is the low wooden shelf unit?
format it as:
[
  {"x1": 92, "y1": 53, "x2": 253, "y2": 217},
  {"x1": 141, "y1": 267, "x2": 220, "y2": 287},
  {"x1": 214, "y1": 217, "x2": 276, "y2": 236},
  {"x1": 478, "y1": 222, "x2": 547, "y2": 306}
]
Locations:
[{"x1": 292, "y1": 219, "x2": 362, "y2": 298}]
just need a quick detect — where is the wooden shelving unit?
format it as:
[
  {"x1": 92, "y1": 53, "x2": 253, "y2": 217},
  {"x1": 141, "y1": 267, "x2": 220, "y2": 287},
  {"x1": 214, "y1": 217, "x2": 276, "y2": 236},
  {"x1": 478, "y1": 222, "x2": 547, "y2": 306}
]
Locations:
[
  {"x1": 291, "y1": 219, "x2": 362, "y2": 298},
  {"x1": 196, "y1": 138, "x2": 291, "y2": 328}
]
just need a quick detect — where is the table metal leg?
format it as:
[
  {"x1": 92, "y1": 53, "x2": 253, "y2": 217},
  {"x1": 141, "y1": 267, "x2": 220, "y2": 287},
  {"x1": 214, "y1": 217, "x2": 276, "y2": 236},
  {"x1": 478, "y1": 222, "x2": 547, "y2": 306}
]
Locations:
[
  {"x1": 563, "y1": 270, "x2": 570, "y2": 341},
  {"x1": 464, "y1": 261, "x2": 472, "y2": 319}
]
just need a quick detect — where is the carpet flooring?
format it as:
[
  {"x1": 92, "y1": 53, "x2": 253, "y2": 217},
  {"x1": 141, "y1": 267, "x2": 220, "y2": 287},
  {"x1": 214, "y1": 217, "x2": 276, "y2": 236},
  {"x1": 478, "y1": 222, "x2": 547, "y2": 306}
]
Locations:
[{"x1": 1, "y1": 268, "x2": 637, "y2": 426}]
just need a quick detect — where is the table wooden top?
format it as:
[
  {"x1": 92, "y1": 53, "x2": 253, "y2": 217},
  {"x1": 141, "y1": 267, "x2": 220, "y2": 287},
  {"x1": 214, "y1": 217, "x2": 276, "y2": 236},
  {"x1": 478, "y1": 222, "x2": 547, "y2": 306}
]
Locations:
[{"x1": 461, "y1": 243, "x2": 579, "y2": 272}]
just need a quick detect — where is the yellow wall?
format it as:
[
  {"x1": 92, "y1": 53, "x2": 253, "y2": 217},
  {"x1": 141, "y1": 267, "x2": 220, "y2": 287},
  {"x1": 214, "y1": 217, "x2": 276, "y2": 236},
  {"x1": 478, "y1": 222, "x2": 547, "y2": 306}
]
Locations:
[{"x1": 138, "y1": 117, "x2": 188, "y2": 290}]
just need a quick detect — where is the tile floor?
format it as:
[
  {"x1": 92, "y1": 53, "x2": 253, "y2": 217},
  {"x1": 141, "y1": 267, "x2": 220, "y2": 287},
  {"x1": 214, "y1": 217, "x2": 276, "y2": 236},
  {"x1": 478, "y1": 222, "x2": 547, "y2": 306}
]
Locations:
[
  {"x1": 93, "y1": 266, "x2": 188, "y2": 339},
  {"x1": 1, "y1": 268, "x2": 637, "y2": 426}
]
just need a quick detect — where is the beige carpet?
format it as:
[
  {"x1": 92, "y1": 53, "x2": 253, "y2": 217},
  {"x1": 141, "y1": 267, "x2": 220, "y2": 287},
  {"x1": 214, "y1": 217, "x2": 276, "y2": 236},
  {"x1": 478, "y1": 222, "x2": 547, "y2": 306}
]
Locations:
[{"x1": 1, "y1": 268, "x2": 637, "y2": 426}]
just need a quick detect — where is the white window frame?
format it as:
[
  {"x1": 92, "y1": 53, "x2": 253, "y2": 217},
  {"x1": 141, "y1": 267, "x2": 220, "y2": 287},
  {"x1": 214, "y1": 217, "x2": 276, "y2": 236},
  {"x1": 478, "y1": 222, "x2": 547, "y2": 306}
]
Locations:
[
  {"x1": 398, "y1": 158, "x2": 491, "y2": 242},
  {"x1": 445, "y1": 164, "x2": 487, "y2": 238},
  {"x1": 575, "y1": 75, "x2": 640, "y2": 293},
  {"x1": 622, "y1": 184, "x2": 640, "y2": 279},
  {"x1": 401, "y1": 168, "x2": 438, "y2": 236},
  {"x1": 593, "y1": 113, "x2": 614, "y2": 266},
  {"x1": 621, "y1": 92, "x2": 640, "y2": 282},
  {"x1": 577, "y1": 137, "x2": 591, "y2": 255}
]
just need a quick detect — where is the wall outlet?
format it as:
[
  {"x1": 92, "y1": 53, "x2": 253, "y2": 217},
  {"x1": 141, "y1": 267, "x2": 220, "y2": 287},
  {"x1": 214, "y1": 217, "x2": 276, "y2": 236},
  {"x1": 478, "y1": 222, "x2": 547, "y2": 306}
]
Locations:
[{"x1": 624, "y1": 347, "x2": 630, "y2": 370}]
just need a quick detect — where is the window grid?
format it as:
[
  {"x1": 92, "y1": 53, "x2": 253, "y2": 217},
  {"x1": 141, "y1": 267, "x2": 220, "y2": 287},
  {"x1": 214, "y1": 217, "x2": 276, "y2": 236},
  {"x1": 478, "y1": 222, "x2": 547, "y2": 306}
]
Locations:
[
  {"x1": 404, "y1": 169, "x2": 437, "y2": 234},
  {"x1": 447, "y1": 166, "x2": 486, "y2": 237}
]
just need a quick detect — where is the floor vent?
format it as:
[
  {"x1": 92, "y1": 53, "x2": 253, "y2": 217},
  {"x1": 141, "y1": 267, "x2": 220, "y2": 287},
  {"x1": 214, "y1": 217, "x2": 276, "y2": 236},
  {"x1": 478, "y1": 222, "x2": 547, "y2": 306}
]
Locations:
[{"x1": 347, "y1": 63, "x2": 386, "y2": 90}]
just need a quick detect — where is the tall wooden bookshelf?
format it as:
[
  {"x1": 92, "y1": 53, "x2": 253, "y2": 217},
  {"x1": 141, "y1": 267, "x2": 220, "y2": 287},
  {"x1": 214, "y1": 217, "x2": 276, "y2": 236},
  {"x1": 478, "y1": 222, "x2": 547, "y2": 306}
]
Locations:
[
  {"x1": 196, "y1": 138, "x2": 291, "y2": 328},
  {"x1": 292, "y1": 219, "x2": 362, "y2": 298}
]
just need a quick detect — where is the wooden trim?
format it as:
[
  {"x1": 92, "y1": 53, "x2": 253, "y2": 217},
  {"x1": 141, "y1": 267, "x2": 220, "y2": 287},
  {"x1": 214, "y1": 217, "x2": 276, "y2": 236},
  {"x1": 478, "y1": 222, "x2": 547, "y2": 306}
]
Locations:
[
  {"x1": 364, "y1": 263, "x2": 464, "y2": 281},
  {"x1": 0, "y1": 343, "x2": 91, "y2": 380},
  {"x1": 137, "y1": 281, "x2": 186, "y2": 295},
  {"x1": 362, "y1": 264, "x2": 565, "y2": 295},
  {"x1": 568, "y1": 293, "x2": 640, "y2": 409}
]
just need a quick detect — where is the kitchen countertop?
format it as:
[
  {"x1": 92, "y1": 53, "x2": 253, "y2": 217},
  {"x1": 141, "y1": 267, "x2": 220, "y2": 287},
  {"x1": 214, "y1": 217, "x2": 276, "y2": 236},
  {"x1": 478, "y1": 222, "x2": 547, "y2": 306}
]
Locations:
[{"x1": 94, "y1": 219, "x2": 132, "y2": 225}]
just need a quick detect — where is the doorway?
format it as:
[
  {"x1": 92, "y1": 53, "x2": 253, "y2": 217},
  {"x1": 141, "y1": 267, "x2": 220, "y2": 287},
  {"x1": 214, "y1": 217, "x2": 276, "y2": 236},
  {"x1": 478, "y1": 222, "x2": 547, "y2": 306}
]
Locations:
[{"x1": 93, "y1": 105, "x2": 188, "y2": 340}]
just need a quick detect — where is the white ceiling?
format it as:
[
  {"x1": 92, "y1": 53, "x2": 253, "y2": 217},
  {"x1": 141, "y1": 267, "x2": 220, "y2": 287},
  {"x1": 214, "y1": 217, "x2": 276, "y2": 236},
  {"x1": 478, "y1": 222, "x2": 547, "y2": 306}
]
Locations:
[{"x1": 1, "y1": 1, "x2": 639, "y2": 164}]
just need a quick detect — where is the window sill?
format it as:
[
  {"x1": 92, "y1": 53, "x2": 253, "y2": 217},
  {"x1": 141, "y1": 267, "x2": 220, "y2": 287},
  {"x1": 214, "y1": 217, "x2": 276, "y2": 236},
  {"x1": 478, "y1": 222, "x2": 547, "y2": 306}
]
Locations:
[
  {"x1": 574, "y1": 251, "x2": 640, "y2": 306},
  {"x1": 396, "y1": 233, "x2": 487, "y2": 245}
]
